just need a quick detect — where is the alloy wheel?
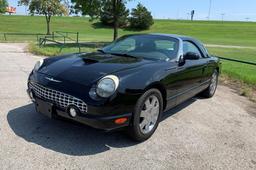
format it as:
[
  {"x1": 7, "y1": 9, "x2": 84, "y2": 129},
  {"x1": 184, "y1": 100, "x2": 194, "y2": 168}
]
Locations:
[{"x1": 139, "y1": 95, "x2": 160, "y2": 134}]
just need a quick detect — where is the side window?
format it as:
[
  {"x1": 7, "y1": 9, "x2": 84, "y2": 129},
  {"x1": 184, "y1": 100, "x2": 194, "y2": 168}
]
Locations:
[{"x1": 183, "y1": 41, "x2": 202, "y2": 58}]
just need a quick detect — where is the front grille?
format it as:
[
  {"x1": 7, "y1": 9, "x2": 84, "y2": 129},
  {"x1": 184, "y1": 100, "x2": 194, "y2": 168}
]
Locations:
[{"x1": 29, "y1": 82, "x2": 87, "y2": 113}]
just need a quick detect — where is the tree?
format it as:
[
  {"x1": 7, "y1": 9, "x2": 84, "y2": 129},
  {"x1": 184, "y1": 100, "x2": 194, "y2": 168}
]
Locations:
[
  {"x1": 0, "y1": 0, "x2": 8, "y2": 14},
  {"x1": 71, "y1": 0, "x2": 102, "y2": 20},
  {"x1": 130, "y1": 3, "x2": 154, "y2": 30},
  {"x1": 100, "y1": 1, "x2": 129, "y2": 28},
  {"x1": 71, "y1": 0, "x2": 131, "y2": 40},
  {"x1": 19, "y1": 0, "x2": 68, "y2": 35}
]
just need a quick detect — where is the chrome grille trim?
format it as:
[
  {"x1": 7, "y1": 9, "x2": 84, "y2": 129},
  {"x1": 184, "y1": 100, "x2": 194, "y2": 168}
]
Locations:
[{"x1": 29, "y1": 82, "x2": 87, "y2": 113}]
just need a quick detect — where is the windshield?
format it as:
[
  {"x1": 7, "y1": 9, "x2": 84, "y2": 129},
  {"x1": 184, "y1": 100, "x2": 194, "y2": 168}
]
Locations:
[{"x1": 102, "y1": 34, "x2": 179, "y2": 61}]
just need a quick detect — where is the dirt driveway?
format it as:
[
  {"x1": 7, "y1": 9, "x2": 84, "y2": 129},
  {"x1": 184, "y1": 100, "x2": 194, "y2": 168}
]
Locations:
[{"x1": 0, "y1": 43, "x2": 256, "y2": 170}]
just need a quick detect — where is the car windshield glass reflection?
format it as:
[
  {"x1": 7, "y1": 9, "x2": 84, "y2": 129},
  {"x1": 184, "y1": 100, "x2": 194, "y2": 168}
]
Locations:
[{"x1": 102, "y1": 35, "x2": 179, "y2": 61}]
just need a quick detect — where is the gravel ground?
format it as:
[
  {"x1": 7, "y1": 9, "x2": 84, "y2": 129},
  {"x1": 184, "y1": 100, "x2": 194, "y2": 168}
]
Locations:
[{"x1": 0, "y1": 43, "x2": 256, "y2": 170}]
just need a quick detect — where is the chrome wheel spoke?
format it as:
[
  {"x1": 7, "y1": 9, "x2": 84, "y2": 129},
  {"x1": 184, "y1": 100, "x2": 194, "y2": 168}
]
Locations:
[
  {"x1": 140, "y1": 110, "x2": 148, "y2": 118},
  {"x1": 152, "y1": 115, "x2": 158, "y2": 124},
  {"x1": 140, "y1": 119, "x2": 148, "y2": 129},
  {"x1": 210, "y1": 73, "x2": 217, "y2": 94},
  {"x1": 145, "y1": 123, "x2": 150, "y2": 132},
  {"x1": 145, "y1": 99, "x2": 151, "y2": 110},
  {"x1": 151, "y1": 97, "x2": 158, "y2": 107},
  {"x1": 151, "y1": 106, "x2": 159, "y2": 116}
]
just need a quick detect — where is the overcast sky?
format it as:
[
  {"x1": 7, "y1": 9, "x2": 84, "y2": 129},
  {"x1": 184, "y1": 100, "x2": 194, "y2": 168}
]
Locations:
[{"x1": 7, "y1": 0, "x2": 256, "y2": 21}]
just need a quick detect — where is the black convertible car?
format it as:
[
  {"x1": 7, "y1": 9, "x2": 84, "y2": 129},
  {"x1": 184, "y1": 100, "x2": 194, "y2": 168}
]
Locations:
[{"x1": 27, "y1": 34, "x2": 221, "y2": 141}]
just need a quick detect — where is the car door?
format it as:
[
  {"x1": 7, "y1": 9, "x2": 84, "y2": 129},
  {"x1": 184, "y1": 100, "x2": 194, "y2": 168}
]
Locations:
[
  {"x1": 175, "y1": 40, "x2": 208, "y2": 104},
  {"x1": 199, "y1": 44, "x2": 216, "y2": 83}
]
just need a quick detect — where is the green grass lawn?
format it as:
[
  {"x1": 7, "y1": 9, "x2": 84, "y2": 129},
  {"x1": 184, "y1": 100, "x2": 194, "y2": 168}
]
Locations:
[
  {"x1": 208, "y1": 48, "x2": 256, "y2": 85},
  {"x1": 1, "y1": 15, "x2": 256, "y2": 86},
  {"x1": 1, "y1": 15, "x2": 256, "y2": 46},
  {"x1": 28, "y1": 43, "x2": 97, "y2": 56}
]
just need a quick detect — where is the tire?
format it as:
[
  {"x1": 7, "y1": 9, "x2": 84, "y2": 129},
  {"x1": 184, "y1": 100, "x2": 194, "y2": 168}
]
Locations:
[
  {"x1": 201, "y1": 70, "x2": 219, "y2": 98},
  {"x1": 128, "y1": 89, "x2": 163, "y2": 142}
]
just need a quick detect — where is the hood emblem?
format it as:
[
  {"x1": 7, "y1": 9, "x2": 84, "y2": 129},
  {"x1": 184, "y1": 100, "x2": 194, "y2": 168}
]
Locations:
[{"x1": 45, "y1": 77, "x2": 62, "y2": 83}]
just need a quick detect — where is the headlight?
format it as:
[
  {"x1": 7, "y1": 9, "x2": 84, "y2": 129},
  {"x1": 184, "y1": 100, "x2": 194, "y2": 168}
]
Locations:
[
  {"x1": 33, "y1": 59, "x2": 44, "y2": 71},
  {"x1": 96, "y1": 75, "x2": 119, "y2": 98}
]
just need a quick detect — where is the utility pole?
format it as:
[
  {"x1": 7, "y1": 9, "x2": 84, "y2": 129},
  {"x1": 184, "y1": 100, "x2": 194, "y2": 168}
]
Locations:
[
  {"x1": 208, "y1": 0, "x2": 212, "y2": 20},
  {"x1": 221, "y1": 13, "x2": 225, "y2": 22},
  {"x1": 191, "y1": 10, "x2": 195, "y2": 21}
]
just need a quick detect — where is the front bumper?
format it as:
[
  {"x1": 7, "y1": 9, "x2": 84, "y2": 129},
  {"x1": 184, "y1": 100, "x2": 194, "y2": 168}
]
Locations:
[
  {"x1": 56, "y1": 108, "x2": 132, "y2": 131},
  {"x1": 27, "y1": 88, "x2": 133, "y2": 131}
]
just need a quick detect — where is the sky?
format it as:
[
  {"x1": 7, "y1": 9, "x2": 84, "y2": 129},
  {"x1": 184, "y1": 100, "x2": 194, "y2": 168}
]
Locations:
[{"x1": 7, "y1": 0, "x2": 256, "y2": 21}]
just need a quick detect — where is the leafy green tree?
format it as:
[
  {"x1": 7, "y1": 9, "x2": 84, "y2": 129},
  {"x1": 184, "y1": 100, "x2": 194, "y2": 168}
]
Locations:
[
  {"x1": 71, "y1": 0, "x2": 131, "y2": 40},
  {"x1": 0, "y1": 0, "x2": 8, "y2": 14},
  {"x1": 100, "y1": 0, "x2": 129, "y2": 28},
  {"x1": 130, "y1": 3, "x2": 154, "y2": 30},
  {"x1": 19, "y1": 0, "x2": 68, "y2": 35},
  {"x1": 71, "y1": 0, "x2": 102, "y2": 20}
]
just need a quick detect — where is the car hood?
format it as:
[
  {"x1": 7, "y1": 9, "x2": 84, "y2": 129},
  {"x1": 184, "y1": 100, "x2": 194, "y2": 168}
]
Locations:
[{"x1": 38, "y1": 52, "x2": 154, "y2": 86}]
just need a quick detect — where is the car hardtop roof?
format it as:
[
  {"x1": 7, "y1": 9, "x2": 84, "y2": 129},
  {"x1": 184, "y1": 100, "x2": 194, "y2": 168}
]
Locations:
[
  {"x1": 126, "y1": 33, "x2": 197, "y2": 41},
  {"x1": 148, "y1": 33, "x2": 197, "y2": 41}
]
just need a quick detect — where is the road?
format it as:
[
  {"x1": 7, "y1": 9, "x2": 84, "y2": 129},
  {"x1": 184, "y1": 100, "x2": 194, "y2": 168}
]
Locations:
[{"x1": 0, "y1": 43, "x2": 256, "y2": 170}]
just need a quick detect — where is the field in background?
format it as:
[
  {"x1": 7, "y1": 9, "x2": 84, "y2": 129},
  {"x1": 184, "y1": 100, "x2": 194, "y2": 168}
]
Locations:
[
  {"x1": 1, "y1": 15, "x2": 256, "y2": 46},
  {"x1": 208, "y1": 48, "x2": 256, "y2": 85},
  {"x1": 1, "y1": 15, "x2": 256, "y2": 91}
]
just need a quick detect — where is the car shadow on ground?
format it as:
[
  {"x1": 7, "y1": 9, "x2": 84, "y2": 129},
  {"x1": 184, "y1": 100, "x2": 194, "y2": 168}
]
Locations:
[
  {"x1": 7, "y1": 98, "x2": 197, "y2": 156},
  {"x1": 161, "y1": 97, "x2": 197, "y2": 121}
]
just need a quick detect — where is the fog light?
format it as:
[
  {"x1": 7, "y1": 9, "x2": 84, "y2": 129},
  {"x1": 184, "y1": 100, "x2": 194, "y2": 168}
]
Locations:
[
  {"x1": 69, "y1": 107, "x2": 77, "y2": 117},
  {"x1": 115, "y1": 118, "x2": 128, "y2": 124}
]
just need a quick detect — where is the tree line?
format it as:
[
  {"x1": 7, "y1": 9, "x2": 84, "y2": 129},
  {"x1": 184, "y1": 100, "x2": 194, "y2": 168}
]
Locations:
[{"x1": 15, "y1": 0, "x2": 154, "y2": 40}]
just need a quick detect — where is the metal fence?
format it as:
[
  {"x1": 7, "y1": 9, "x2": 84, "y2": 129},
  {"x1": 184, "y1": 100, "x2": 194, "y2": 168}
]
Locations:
[
  {"x1": 218, "y1": 57, "x2": 256, "y2": 66},
  {"x1": 54, "y1": 31, "x2": 79, "y2": 43},
  {"x1": 38, "y1": 31, "x2": 80, "y2": 52},
  {"x1": 0, "y1": 32, "x2": 47, "y2": 41}
]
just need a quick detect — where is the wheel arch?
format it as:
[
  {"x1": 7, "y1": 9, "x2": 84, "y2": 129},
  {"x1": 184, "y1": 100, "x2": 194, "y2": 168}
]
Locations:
[{"x1": 145, "y1": 82, "x2": 167, "y2": 110}]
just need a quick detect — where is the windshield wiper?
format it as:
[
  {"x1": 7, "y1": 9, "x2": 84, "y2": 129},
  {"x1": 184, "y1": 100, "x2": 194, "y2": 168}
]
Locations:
[{"x1": 109, "y1": 53, "x2": 139, "y2": 59}]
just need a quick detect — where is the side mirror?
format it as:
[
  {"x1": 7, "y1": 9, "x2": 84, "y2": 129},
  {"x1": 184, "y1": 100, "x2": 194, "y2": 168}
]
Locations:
[{"x1": 184, "y1": 52, "x2": 200, "y2": 60}]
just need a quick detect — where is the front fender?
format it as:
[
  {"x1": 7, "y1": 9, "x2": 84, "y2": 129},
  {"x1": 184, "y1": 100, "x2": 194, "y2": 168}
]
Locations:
[{"x1": 116, "y1": 61, "x2": 173, "y2": 95}]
